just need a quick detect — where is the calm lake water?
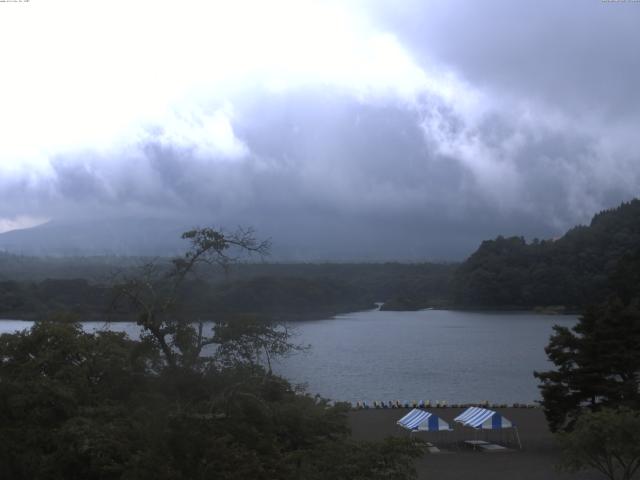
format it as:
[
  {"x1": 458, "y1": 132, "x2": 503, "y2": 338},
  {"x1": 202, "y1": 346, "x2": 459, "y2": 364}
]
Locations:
[{"x1": 0, "y1": 309, "x2": 576, "y2": 404}]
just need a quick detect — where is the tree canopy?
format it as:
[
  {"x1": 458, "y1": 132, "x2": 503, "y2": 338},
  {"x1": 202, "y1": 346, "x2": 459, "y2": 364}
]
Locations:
[
  {"x1": 0, "y1": 226, "x2": 423, "y2": 479},
  {"x1": 558, "y1": 408, "x2": 640, "y2": 480},
  {"x1": 453, "y1": 199, "x2": 640, "y2": 308},
  {"x1": 0, "y1": 320, "x2": 420, "y2": 480},
  {"x1": 534, "y1": 250, "x2": 640, "y2": 432}
]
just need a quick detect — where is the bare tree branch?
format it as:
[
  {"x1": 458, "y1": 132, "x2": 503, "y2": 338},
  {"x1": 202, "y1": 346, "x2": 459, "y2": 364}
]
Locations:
[{"x1": 110, "y1": 225, "x2": 273, "y2": 370}]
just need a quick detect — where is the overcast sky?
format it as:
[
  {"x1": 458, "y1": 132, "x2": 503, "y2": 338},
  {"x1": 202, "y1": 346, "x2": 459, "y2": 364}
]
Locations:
[{"x1": 0, "y1": 0, "x2": 638, "y2": 260}]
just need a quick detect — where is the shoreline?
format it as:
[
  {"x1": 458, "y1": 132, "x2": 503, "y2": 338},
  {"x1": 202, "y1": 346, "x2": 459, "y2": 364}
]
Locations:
[
  {"x1": 347, "y1": 400, "x2": 539, "y2": 410},
  {"x1": 348, "y1": 407, "x2": 600, "y2": 480},
  {"x1": 0, "y1": 306, "x2": 377, "y2": 323},
  {"x1": 380, "y1": 305, "x2": 582, "y2": 315},
  {"x1": 0, "y1": 304, "x2": 581, "y2": 324}
]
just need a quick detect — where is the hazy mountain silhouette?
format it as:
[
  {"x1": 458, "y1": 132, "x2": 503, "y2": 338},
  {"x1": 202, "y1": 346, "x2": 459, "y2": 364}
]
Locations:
[{"x1": 0, "y1": 218, "x2": 193, "y2": 256}]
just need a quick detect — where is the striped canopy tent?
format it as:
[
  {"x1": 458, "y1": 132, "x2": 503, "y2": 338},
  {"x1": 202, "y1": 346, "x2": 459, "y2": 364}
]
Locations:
[
  {"x1": 454, "y1": 407, "x2": 513, "y2": 430},
  {"x1": 397, "y1": 409, "x2": 452, "y2": 432},
  {"x1": 454, "y1": 407, "x2": 521, "y2": 449}
]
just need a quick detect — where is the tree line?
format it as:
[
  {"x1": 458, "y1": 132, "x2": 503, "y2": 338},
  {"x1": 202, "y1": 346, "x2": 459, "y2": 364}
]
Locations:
[
  {"x1": 0, "y1": 276, "x2": 376, "y2": 322},
  {"x1": 0, "y1": 262, "x2": 455, "y2": 320},
  {"x1": 453, "y1": 199, "x2": 640, "y2": 309}
]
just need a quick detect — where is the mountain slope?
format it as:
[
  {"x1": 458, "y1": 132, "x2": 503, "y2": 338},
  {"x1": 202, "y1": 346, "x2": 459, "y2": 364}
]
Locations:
[
  {"x1": 0, "y1": 218, "x2": 193, "y2": 256},
  {"x1": 452, "y1": 199, "x2": 640, "y2": 309}
]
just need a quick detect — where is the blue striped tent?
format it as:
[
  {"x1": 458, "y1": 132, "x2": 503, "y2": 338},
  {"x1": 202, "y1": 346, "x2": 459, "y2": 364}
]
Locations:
[
  {"x1": 454, "y1": 406, "x2": 522, "y2": 449},
  {"x1": 454, "y1": 406, "x2": 513, "y2": 429},
  {"x1": 397, "y1": 409, "x2": 452, "y2": 432}
]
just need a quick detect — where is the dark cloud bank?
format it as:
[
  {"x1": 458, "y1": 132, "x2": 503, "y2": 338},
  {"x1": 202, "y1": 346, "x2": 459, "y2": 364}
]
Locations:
[{"x1": 1, "y1": 2, "x2": 639, "y2": 260}]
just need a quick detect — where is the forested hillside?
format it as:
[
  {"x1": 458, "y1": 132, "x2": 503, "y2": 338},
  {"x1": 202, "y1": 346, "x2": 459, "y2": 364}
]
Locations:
[
  {"x1": 0, "y1": 263, "x2": 455, "y2": 320},
  {"x1": 0, "y1": 277, "x2": 373, "y2": 321},
  {"x1": 453, "y1": 199, "x2": 640, "y2": 309}
]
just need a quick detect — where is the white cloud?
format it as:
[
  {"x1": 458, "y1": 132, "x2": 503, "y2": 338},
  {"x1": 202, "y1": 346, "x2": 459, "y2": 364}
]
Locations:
[
  {"x1": 0, "y1": 0, "x2": 441, "y2": 169},
  {"x1": 147, "y1": 106, "x2": 249, "y2": 161},
  {"x1": 0, "y1": 215, "x2": 49, "y2": 234}
]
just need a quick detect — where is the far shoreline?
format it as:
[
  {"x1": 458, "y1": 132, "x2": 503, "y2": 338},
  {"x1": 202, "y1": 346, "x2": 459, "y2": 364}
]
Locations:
[
  {"x1": 380, "y1": 305, "x2": 582, "y2": 315},
  {"x1": 0, "y1": 305, "x2": 581, "y2": 324}
]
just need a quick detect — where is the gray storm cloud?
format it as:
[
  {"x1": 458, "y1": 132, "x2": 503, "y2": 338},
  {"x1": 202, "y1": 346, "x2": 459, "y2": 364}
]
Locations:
[
  {"x1": 1, "y1": 1, "x2": 639, "y2": 260},
  {"x1": 377, "y1": 0, "x2": 640, "y2": 117}
]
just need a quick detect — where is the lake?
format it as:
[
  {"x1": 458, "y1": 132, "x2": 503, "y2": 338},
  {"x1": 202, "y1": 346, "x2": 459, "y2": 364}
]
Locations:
[{"x1": 0, "y1": 309, "x2": 576, "y2": 404}]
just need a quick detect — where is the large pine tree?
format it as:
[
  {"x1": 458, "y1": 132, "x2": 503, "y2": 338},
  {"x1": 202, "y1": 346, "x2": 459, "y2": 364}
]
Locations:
[{"x1": 534, "y1": 251, "x2": 640, "y2": 432}]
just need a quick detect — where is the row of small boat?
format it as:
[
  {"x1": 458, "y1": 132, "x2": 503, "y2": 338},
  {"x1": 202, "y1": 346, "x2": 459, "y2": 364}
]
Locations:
[{"x1": 352, "y1": 400, "x2": 537, "y2": 409}]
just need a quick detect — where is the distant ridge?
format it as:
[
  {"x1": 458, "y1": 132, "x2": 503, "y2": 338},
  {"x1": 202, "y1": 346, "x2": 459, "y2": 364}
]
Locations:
[{"x1": 0, "y1": 217, "x2": 192, "y2": 256}]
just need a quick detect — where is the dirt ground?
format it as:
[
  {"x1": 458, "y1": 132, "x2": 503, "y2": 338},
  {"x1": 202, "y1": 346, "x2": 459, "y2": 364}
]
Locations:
[{"x1": 348, "y1": 407, "x2": 602, "y2": 480}]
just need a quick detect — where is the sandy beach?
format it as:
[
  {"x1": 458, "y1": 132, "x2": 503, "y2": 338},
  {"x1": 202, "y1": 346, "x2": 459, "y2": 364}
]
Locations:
[{"x1": 348, "y1": 407, "x2": 601, "y2": 480}]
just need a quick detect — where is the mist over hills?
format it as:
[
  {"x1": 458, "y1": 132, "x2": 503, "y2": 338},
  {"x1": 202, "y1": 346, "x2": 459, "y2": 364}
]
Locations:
[
  {"x1": 0, "y1": 195, "x2": 637, "y2": 263},
  {"x1": 0, "y1": 214, "x2": 489, "y2": 261},
  {"x1": 0, "y1": 218, "x2": 193, "y2": 257}
]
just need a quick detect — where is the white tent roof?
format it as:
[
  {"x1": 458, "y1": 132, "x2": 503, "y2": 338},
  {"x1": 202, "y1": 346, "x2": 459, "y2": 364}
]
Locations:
[
  {"x1": 454, "y1": 406, "x2": 514, "y2": 430},
  {"x1": 397, "y1": 409, "x2": 452, "y2": 432}
]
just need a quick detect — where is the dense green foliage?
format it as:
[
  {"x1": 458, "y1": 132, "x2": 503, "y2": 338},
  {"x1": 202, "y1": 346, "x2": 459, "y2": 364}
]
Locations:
[
  {"x1": 203, "y1": 276, "x2": 375, "y2": 319},
  {"x1": 0, "y1": 279, "x2": 109, "y2": 320},
  {"x1": 0, "y1": 226, "x2": 423, "y2": 479},
  {"x1": 558, "y1": 408, "x2": 640, "y2": 480},
  {"x1": 453, "y1": 199, "x2": 640, "y2": 308},
  {"x1": 0, "y1": 276, "x2": 374, "y2": 321},
  {"x1": 534, "y1": 250, "x2": 640, "y2": 432},
  {"x1": 0, "y1": 252, "x2": 143, "y2": 282},
  {"x1": 0, "y1": 322, "x2": 421, "y2": 479},
  {"x1": 0, "y1": 264, "x2": 455, "y2": 320},
  {"x1": 375, "y1": 264, "x2": 453, "y2": 310}
]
